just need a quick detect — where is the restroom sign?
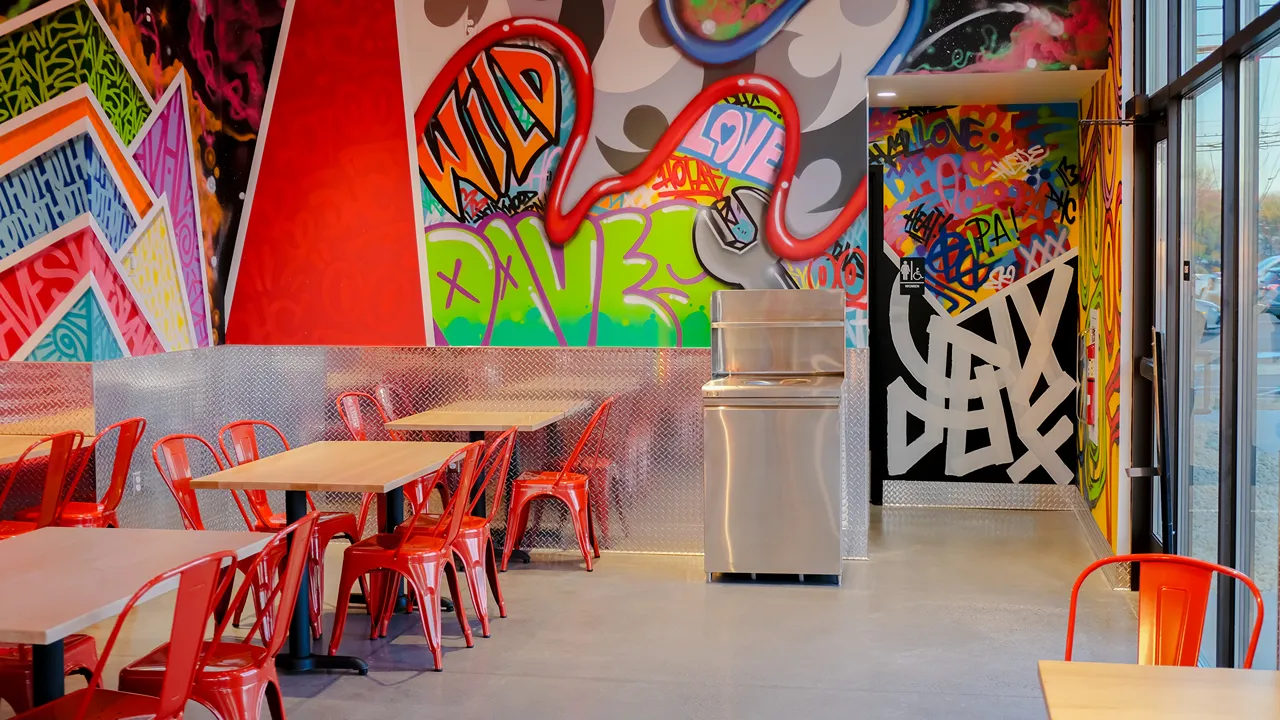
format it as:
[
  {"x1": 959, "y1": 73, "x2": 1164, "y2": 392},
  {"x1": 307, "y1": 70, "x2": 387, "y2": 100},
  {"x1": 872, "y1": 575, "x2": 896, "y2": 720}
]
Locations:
[{"x1": 899, "y1": 256, "x2": 925, "y2": 295}]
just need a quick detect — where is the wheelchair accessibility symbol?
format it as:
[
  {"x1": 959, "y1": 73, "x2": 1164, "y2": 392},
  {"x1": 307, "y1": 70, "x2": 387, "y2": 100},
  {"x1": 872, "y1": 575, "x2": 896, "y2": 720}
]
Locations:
[{"x1": 899, "y1": 257, "x2": 925, "y2": 296}]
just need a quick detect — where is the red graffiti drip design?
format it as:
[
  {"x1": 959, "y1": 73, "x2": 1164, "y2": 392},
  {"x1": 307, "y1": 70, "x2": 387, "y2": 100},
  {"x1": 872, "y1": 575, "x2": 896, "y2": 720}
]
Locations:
[{"x1": 413, "y1": 17, "x2": 867, "y2": 262}]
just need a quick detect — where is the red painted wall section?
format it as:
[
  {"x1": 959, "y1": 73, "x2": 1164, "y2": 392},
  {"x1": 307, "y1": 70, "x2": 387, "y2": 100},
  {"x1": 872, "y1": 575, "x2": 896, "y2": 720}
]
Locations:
[{"x1": 225, "y1": 0, "x2": 425, "y2": 346}]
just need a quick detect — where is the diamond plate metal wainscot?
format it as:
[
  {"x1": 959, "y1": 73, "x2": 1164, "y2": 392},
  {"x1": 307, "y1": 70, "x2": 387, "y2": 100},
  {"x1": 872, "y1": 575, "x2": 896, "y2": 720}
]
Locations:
[
  {"x1": 0, "y1": 361, "x2": 95, "y2": 520},
  {"x1": 882, "y1": 481, "x2": 1080, "y2": 510},
  {"x1": 94, "y1": 345, "x2": 872, "y2": 558},
  {"x1": 0, "y1": 361, "x2": 94, "y2": 434},
  {"x1": 844, "y1": 348, "x2": 869, "y2": 559}
]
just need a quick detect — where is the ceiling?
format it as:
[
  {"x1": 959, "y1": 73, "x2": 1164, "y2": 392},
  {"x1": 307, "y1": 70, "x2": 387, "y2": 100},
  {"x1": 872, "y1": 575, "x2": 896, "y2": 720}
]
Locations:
[{"x1": 867, "y1": 70, "x2": 1106, "y2": 108}]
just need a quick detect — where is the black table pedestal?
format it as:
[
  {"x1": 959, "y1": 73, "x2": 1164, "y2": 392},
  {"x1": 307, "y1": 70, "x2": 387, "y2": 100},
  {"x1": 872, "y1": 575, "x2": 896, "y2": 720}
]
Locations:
[
  {"x1": 31, "y1": 639, "x2": 63, "y2": 706},
  {"x1": 276, "y1": 490, "x2": 368, "y2": 675}
]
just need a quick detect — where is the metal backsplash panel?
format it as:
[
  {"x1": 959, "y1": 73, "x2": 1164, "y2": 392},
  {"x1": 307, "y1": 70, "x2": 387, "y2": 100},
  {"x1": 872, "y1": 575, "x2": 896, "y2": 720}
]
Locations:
[
  {"x1": 844, "y1": 348, "x2": 869, "y2": 559},
  {"x1": 0, "y1": 362, "x2": 95, "y2": 519},
  {"x1": 92, "y1": 345, "x2": 871, "y2": 558},
  {"x1": 0, "y1": 362, "x2": 94, "y2": 434},
  {"x1": 882, "y1": 481, "x2": 1078, "y2": 510}
]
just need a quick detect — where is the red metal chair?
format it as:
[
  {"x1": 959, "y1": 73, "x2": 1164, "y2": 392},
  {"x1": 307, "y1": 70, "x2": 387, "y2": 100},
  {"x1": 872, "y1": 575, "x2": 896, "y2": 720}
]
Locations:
[
  {"x1": 396, "y1": 427, "x2": 517, "y2": 637},
  {"x1": 152, "y1": 434, "x2": 283, "y2": 645},
  {"x1": 502, "y1": 398, "x2": 614, "y2": 572},
  {"x1": 328, "y1": 441, "x2": 484, "y2": 671},
  {"x1": 0, "y1": 431, "x2": 86, "y2": 541},
  {"x1": 118, "y1": 513, "x2": 320, "y2": 720},
  {"x1": 217, "y1": 420, "x2": 361, "y2": 640},
  {"x1": 335, "y1": 392, "x2": 450, "y2": 535},
  {"x1": 0, "y1": 638, "x2": 98, "y2": 716},
  {"x1": 14, "y1": 419, "x2": 146, "y2": 529},
  {"x1": 1066, "y1": 553, "x2": 1266, "y2": 668},
  {"x1": 12, "y1": 550, "x2": 234, "y2": 720}
]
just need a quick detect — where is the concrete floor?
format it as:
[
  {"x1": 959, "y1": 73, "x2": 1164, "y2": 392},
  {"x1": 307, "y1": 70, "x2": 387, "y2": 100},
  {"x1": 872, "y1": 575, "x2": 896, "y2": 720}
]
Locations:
[{"x1": 2, "y1": 507, "x2": 1138, "y2": 720}]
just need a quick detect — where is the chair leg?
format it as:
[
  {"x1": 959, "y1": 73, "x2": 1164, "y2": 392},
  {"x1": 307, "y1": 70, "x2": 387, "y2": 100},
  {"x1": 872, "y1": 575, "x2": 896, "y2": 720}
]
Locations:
[
  {"x1": 0, "y1": 685, "x2": 31, "y2": 716},
  {"x1": 327, "y1": 562, "x2": 362, "y2": 656},
  {"x1": 587, "y1": 494, "x2": 600, "y2": 559},
  {"x1": 484, "y1": 537, "x2": 506, "y2": 618},
  {"x1": 458, "y1": 546, "x2": 490, "y2": 638},
  {"x1": 502, "y1": 494, "x2": 533, "y2": 572},
  {"x1": 571, "y1": 507, "x2": 593, "y2": 572},
  {"x1": 264, "y1": 680, "x2": 286, "y2": 720},
  {"x1": 403, "y1": 564, "x2": 443, "y2": 670},
  {"x1": 443, "y1": 558, "x2": 474, "y2": 647},
  {"x1": 308, "y1": 536, "x2": 325, "y2": 640}
]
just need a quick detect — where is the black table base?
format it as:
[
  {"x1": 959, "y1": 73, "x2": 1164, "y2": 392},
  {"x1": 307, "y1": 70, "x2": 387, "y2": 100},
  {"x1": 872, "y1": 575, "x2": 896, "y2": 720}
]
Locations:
[
  {"x1": 31, "y1": 639, "x2": 63, "y2": 706},
  {"x1": 469, "y1": 430, "x2": 531, "y2": 565},
  {"x1": 280, "y1": 490, "x2": 368, "y2": 676}
]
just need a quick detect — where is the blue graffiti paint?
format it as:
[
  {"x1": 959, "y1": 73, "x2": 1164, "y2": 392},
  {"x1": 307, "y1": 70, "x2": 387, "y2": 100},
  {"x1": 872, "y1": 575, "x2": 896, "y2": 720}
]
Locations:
[
  {"x1": 870, "y1": 0, "x2": 926, "y2": 76},
  {"x1": 656, "y1": 0, "x2": 810, "y2": 66}
]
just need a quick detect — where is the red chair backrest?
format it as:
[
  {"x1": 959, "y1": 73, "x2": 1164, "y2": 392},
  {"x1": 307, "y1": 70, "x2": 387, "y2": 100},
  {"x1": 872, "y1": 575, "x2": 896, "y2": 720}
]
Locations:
[
  {"x1": 555, "y1": 397, "x2": 615, "y2": 487},
  {"x1": 373, "y1": 384, "x2": 400, "y2": 420},
  {"x1": 77, "y1": 550, "x2": 235, "y2": 720},
  {"x1": 1066, "y1": 553, "x2": 1266, "y2": 668},
  {"x1": 0, "y1": 431, "x2": 85, "y2": 528},
  {"x1": 468, "y1": 427, "x2": 518, "y2": 522},
  {"x1": 398, "y1": 441, "x2": 483, "y2": 557},
  {"x1": 64, "y1": 417, "x2": 146, "y2": 513},
  {"x1": 337, "y1": 391, "x2": 402, "y2": 442},
  {"x1": 153, "y1": 434, "x2": 227, "y2": 531},
  {"x1": 214, "y1": 512, "x2": 319, "y2": 657},
  {"x1": 216, "y1": 420, "x2": 301, "y2": 527}
]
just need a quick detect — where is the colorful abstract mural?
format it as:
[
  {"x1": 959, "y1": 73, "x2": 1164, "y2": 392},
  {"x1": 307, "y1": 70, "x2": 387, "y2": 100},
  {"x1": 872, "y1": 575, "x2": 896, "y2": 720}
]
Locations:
[
  {"x1": 872, "y1": 0, "x2": 1110, "y2": 75},
  {"x1": 0, "y1": 0, "x2": 283, "y2": 359},
  {"x1": 1077, "y1": 0, "x2": 1122, "y2": 547},
  {"x1": 871, "y1": 103, "x2": 1080, "y2": 317},
  {"x1": 869, "y1": 103, "x2": 1081, "y2": 486},
  {"x1": 225, "y1": 0, "x2": 887, "y2": 349}
]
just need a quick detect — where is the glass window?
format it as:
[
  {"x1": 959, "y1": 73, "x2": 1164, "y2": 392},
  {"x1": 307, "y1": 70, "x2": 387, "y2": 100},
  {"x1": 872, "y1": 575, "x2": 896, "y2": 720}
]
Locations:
[
  {"x1": 1185, "y1": 0, "x2": 1224, "y2": 70},
  {"x1": 1180, "y1": 81, "x2": 1223, "y2": 665},
  {"x1": 1149, "y1": 0, "x2": 1170, "y2": 91},
  {"x1": 1244, "y1": 0, "x2": 1280, "y2": 24},
  {"x1": 1239, "y1": 43, "x2": 1280, "y2": 671}
]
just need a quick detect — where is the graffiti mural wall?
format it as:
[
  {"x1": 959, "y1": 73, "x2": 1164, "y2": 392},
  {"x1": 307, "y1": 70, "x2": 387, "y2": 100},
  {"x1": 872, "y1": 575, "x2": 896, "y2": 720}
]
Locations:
[
  {"x1": 0, "y1": 0, "x2": 283, "y2": 360},
  {"x1": 1077, "y1": 0, "x2": 1123, "y2": 546},
  {"x1": 225, "y1": 0, "x2": 891, "y2": 348},
  {"x1": 0, "y1": 0, "x2": 1114, "y2": 358},
  {"x1": 869, "y1": 103, "x2": 1081, "y2": 485}
]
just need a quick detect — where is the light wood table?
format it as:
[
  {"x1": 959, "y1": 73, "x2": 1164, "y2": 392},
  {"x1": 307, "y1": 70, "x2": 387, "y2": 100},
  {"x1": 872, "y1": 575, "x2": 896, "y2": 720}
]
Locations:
[
  {"x1": 385, "y1": 405, "x2": 585, "y2": 433},
  {"x1": 1039, "y1": 660, "x2": 1280, "y2": 718},
  {"x1": 385, "y1": 400, "x2": 592, "y2": 563},
  {"x1": 190, "y1": 441, "x2": 468, "y2": 676},
  {"x1": 0, "y1": 527, "x2": 270, "y2": 706},
  {"x1": 0, "y1": 434, "x2": 49, "y2": 464}
]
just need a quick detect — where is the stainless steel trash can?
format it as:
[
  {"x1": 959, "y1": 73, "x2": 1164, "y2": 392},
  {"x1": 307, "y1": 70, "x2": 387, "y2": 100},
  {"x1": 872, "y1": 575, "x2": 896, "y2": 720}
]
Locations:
[{"x1": 702, "y1": 290, "x2": 845, "y2": 577}]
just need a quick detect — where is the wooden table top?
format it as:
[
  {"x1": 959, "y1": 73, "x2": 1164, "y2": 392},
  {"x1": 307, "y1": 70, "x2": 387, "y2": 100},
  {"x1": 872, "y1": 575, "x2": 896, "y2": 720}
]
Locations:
[
  {"x1": 385, "y1": 404, "x2": 584, "y2": 432},
  {"x1": 189, "y1": 441, "x2": 470, "y2": 493},
  {"x1": 0, "y1": 527, "x2": 271, "y2": 645},
  {"x1": 1039, "y1": 661, "x2": 1280, "y2": 718},
  {"x1": 0, "y1": 434, "x2": 51, "y2": 465}
]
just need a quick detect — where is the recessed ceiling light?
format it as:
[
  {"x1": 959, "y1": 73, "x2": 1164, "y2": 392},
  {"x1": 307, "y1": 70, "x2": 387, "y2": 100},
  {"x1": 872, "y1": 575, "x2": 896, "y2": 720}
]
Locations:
[{"x1": 876, "y1": 91, "x2": 897, "y2": 98}]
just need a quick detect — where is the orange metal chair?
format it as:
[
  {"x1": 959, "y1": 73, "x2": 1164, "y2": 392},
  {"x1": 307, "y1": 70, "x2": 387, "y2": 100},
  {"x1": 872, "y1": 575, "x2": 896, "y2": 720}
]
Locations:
[
  {"x1": 152, "y1": 434, "x2": 284, "y2": 645},
  {"x1": 336, "y1": 392, "x2": 450, "y2": 536},
  {"x1": 1066, "y1": 553, "x2": 1266, "y2": 668},
  {"x1": 119, "y1": 514, "x2": 320, "y2": 720},
  {"x1": 328, "y1": 441, "x2": 484, "y2": 671},
  {"x1": 502, "y1": 398, "x2": 614, "y2": 572},
  {"x1": 217, "y1": 420, "x2": 361, "y2": 640},
  {"x1": 0, "y1": 431, "x2": 86, "y2": 541},
  {"x1": 12, "y1": 550, "x2": 234, "y2": 720},
  {"x1": 0, "y1": 637, "x2": 98, "y2": 716},
  {"x1": 396, "y1": 427, "x2": 517, "y2": 637},
  {"x1": 14, "y1": 419, "x2": 146, "y2": 529}
]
